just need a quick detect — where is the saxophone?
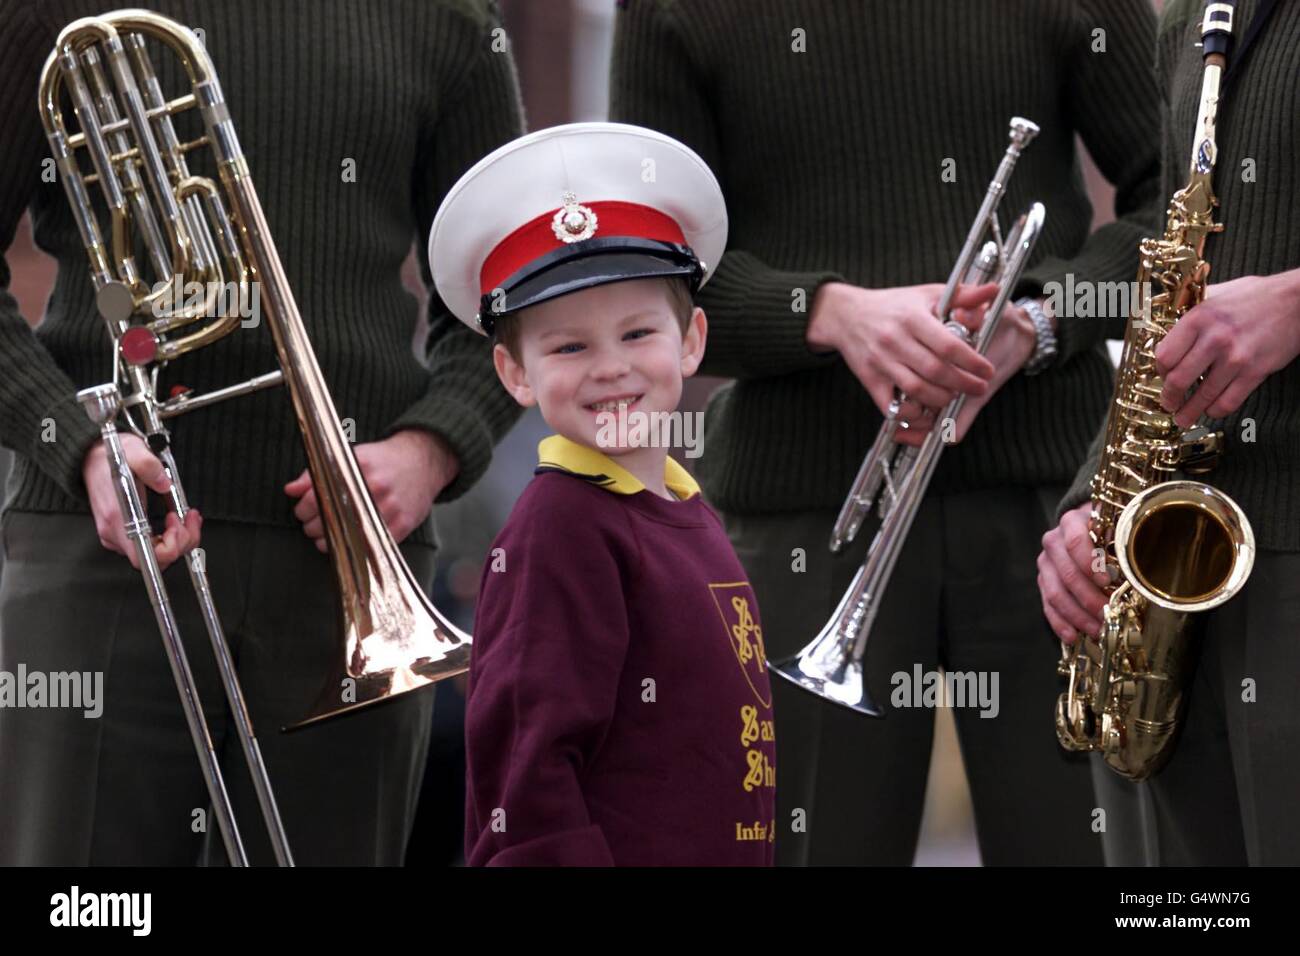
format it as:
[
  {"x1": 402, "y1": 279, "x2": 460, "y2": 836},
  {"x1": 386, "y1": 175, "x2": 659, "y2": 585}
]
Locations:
[{"x1": 1055, "y1": 1, "x2": 1255, "y2": 781}]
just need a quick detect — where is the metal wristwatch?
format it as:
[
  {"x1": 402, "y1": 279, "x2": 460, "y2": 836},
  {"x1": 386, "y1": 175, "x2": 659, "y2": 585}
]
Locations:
[{"x1": 1017, "y1": 296, "x2": 1058, "y2": 376}]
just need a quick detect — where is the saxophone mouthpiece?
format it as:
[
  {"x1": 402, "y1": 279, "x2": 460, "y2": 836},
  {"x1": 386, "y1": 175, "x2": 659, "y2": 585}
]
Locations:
[{"x1": 1200, "y1": 1, "x2": 1236, "y2": 60}]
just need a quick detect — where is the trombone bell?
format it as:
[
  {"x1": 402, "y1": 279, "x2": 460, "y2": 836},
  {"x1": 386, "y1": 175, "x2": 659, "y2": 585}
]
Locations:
[{"x1": 290, "y1": 560, "x2": 472, "y2": 729}]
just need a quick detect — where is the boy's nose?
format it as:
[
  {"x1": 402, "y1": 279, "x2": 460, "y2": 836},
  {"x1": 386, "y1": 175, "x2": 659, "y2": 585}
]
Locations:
[{"x1": 588, "y1": 349, "x2": 632, "y2": 380}]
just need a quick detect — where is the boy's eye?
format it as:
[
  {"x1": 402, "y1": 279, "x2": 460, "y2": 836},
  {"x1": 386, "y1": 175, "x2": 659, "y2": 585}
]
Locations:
[
  {"x1": 624, "y1": 328, "x2": 655, "y2": 340},
  {"x1": 553, "y1": 342, "x2": 584, "y2": 354}
]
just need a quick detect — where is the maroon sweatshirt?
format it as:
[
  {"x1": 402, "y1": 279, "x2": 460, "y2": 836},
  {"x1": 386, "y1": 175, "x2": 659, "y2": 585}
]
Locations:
[{"x1": 464, "y1": 435, "x2": 776, "y2": 866}]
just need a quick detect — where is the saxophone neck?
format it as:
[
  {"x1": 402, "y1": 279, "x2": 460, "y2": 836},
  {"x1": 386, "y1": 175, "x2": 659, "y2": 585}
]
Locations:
[{"x1": 1187, "y1": 2, "x2": 1237, "y2": 182}]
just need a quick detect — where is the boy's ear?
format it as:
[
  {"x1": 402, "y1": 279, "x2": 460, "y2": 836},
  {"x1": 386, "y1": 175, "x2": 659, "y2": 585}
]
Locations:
[
  {"x1": 493, "y1": 342, "x2": 536, "y2": 407},
  {"x1": 680, "y1": 306, "x2": 708, "y2": 378}
]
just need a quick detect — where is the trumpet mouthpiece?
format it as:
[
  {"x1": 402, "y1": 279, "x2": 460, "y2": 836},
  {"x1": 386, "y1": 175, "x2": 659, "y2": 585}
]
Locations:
[{"x1": 1009, "y1": 117, "x2": 1040, "y2": 147}]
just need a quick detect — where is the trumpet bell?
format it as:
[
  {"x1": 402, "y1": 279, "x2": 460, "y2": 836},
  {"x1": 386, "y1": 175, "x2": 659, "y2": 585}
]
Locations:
[{"x1": 769, "y1": 621, "x2": 884, "y2": 717}]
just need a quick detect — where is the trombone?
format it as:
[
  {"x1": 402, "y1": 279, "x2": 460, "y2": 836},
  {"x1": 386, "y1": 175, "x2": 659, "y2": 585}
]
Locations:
[
  {"x1": 770, "y1": 118, "x2": 1046, "y2": 715},
  {"x1": 39, "y1": 9, "x2": 471, "y2": 865}
]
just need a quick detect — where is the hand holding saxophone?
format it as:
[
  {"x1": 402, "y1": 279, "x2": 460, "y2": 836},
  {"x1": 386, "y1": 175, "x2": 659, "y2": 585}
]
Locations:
[
  {"x1": 81, "y1": 436, "x2": 203, "y2": 571},
  {"x1": 1037, "y1": 501, "x2": 1110, "y2": 643},
  {"x1": 285, "y1": 428, "x2": 460, "y2": 552},
  {"x1": 1156, "y1": 271, "x2": 1300, "y2": 428},
  {"x1": 805, "y1": 280, "x2": 997, "y2": 417}
]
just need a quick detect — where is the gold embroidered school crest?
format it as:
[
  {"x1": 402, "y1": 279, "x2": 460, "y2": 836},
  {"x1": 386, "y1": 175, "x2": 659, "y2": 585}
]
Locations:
[{"x1": 708, "y1": 582, "x2": 771, "y2": 707}]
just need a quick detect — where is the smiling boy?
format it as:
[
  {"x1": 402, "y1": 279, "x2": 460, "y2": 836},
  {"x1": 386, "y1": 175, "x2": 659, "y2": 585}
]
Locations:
[
  {"x1": 429, "y1": 123, "x2": 776, "y2": 866},
  {"x1": 493, "y1": 277, "x2": 701, "y2": 494}
]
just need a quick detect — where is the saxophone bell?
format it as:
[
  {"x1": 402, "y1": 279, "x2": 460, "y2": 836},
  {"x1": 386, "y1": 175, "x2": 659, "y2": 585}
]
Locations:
[{"x1": 1115, "y1": 480, "x2": 1254, "y2": 615}]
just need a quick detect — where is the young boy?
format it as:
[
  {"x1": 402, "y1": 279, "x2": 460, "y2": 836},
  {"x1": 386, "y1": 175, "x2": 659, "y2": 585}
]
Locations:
[{"x1": 429, "y1": 123, "x2": 776, "y2": 866}]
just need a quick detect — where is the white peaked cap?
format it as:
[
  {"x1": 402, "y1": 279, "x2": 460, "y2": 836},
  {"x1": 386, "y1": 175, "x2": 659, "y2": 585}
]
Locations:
[{"x1": 428, "y1": 122, "x2": 728, "y2": 335}]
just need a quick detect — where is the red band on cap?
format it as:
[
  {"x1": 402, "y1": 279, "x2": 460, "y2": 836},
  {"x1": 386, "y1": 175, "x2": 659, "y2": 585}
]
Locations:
[{"x1": 479, "y1": 200, "x2": 687, "y2": 297}]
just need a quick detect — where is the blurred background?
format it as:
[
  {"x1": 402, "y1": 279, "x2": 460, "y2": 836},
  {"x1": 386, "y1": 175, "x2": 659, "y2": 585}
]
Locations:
[{"x1": 2, "y1": 0, "x2": 1143, "y2": 866}]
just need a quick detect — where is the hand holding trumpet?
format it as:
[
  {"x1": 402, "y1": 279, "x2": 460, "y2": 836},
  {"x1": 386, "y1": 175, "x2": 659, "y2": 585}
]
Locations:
[{"x1": 807, "y1": 279, "x2": 1041, "y2": 444}]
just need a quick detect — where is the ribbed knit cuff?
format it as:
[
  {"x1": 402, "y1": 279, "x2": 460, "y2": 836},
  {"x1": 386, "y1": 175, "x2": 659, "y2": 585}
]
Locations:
[
  {"x1": 381, "y1": 393, "x2": 495, "y2": 505},
  {"x1": 1017, "y1": 257, "x2": 1110, "y2": 367},
  {"x1": 699, "y1": 262, "x2": 844, "y2": 378},
  {"x1": 1055, "y1": 427, "x2": 1105, "y2": 522},
  {"x1": 28, "y1": 389, "x2": 102, "y2": 505}
]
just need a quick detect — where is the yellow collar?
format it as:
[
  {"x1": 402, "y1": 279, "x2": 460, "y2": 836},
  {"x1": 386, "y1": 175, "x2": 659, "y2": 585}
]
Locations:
[{"x1": 535, "y1": 434, "x2": 700, "y2": 500}]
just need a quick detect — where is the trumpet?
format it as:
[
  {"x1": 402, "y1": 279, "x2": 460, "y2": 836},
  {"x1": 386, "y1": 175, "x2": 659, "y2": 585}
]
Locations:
[
  {"x1": 770, "y1": 118, "x2": 1046, "y2": 714},
  {"x1": 40, "y1": 9, "x2": 470, "y2": 865}
]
